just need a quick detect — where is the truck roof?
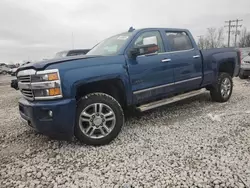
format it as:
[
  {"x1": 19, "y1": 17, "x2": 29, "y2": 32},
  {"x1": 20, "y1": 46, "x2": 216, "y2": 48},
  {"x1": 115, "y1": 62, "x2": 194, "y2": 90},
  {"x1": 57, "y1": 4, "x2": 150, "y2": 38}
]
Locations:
[{"x1": 131, "y1": 27, "x2": 189, "y2": 33}]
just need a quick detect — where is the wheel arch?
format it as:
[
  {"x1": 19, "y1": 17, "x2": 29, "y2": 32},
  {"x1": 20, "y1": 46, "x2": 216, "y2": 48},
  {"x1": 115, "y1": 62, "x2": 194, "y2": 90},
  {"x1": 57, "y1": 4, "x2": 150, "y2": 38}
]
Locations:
[{"x1": 74, "y1": 77, "x2": 129, "y2": 108}]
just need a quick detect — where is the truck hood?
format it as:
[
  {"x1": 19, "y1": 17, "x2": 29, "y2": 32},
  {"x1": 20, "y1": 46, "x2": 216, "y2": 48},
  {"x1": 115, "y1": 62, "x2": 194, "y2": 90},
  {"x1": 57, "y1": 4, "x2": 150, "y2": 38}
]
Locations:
[{"x1": 18, "y1": 55, "x2": 101, "y2": 71}]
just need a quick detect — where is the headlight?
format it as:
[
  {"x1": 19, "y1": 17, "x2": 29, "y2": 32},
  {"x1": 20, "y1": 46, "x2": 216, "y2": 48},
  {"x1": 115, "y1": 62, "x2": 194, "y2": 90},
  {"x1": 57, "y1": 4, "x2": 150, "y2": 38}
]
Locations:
[
  {"x1": 31, "y1": 72, "x2": 59, "y2": 82},
  {"x1": 31, "y1": 69, "x2": 62, "y2": 100},
  {"x1": 33, "y1": 88, "x2": 61, "y2": 97}
]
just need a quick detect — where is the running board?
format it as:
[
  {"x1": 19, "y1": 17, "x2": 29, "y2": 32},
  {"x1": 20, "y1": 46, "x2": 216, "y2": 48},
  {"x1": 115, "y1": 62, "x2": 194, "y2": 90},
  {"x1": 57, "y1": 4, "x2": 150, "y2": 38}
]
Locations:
[{"x1": 137, "y1": 89, "x2": 206, "y2": 112}]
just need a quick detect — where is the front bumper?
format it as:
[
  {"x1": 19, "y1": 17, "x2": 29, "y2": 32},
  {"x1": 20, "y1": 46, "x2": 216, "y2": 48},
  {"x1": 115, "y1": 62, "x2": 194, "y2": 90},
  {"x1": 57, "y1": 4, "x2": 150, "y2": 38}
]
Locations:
[
  {"x1": 240, "y1": 64, "x2": 250, "y2": 76},
  {"x1": 19, "y1": 97, "x2": 76, "y2": 140}
]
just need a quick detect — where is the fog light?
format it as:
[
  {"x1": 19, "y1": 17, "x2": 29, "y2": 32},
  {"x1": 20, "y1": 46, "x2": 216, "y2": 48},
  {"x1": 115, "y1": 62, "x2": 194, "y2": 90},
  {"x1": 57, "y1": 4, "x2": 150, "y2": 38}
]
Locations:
[{"x1": 48, "y1": 110, "x2": 53, "y2": 117}]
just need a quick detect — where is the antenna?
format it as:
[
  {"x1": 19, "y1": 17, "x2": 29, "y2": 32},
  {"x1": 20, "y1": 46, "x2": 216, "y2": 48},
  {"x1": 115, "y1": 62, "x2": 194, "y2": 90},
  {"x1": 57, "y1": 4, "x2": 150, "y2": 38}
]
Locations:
[{"x1": 71, "y1": 32, "x2": 74, "y2": 49}]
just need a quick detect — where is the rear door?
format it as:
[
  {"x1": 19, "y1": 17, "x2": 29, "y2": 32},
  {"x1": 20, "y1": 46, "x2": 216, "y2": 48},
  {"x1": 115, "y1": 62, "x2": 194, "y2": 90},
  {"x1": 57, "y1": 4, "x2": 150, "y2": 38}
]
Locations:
[
  {"x1": 164, "y1": 31, "x2": 202, "y2": 92},
  {"x1": 126, "y1": 30, "x2": 174, "y2": 103}
]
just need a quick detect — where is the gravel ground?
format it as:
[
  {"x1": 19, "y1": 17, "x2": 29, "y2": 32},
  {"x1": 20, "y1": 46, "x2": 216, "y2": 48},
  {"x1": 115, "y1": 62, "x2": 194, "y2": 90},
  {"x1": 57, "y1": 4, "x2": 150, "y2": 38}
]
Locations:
[
  {"x1": 0, "y1": 76, "x2": 250, "y2": 188},
  {"x1": 0, "y1": 75, "x2": 14, "y2": 86}
]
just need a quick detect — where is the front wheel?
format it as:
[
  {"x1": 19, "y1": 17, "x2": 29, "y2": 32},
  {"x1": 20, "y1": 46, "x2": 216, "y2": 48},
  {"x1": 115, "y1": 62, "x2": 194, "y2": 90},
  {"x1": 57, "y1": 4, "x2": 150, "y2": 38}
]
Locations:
[
  {"x1": 210, "y1": 72, "x2": 233, "y2": 102},
  {"x1": 75, "y1": 93, "x2": 124, "y2": 146}
]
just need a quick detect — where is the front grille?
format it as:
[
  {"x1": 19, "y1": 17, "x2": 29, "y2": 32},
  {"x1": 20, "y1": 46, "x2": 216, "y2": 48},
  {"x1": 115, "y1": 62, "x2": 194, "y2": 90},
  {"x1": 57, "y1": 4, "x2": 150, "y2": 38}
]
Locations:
[
  {"x1": 18, "y1": 75, "x2": 31, "y2": 83},
  {"x1": 21, "y1": 89, "x2": 34, "y2": 99},
  {"x1": 17, "y1": 71, "x2": 34, "y2": 100}
]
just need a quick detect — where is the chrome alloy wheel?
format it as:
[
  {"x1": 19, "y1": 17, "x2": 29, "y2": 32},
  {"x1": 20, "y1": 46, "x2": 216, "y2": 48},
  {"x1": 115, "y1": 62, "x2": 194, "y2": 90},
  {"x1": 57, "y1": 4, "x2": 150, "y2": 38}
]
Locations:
[
  {"x1": 78, "y1": 103, "x2": 116, "y2": 139},
  {"x1": 221, "y1": 77, "x2": 231, "y2": 98}
]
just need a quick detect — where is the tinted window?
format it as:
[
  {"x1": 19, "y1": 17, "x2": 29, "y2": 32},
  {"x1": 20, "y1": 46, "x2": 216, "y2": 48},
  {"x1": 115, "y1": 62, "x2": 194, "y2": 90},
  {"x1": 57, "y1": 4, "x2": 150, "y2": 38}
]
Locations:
[
  {"x1": 166, "y1": 32, "x2": 193, "y2": 51},
  {"x1": 134, "y1": 31, "x2": 164, "y2": 53}
]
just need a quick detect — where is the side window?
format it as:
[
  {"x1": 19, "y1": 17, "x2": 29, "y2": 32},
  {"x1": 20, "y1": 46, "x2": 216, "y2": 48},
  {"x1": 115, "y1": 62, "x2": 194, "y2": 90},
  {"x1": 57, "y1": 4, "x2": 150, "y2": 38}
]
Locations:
[
  {"x1": 133, "y1": 31, "x2": 164, "y2": 53},
  {"x1": 166, "y1": 32, "x2": 193, "y2": 51}
]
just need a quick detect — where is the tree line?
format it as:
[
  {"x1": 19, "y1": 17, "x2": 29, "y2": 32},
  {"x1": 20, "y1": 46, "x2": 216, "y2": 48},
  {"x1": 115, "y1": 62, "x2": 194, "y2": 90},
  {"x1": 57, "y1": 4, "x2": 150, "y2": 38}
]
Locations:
[{"x1": 197, "y1": 27, "x2": 250, "y2": 49}]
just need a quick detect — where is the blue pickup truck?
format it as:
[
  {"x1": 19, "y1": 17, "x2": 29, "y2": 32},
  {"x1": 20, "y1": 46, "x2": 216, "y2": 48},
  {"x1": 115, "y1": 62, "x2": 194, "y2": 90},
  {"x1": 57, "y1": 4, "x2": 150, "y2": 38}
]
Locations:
[{"x1": 17, "y1": 28, "x2": 241, "y2": 145}]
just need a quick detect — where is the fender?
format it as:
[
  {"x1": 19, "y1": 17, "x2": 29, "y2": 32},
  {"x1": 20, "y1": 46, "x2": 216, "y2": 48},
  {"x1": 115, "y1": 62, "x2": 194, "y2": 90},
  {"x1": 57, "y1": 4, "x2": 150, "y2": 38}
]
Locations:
[
  {"x1": 202, "y1": 50, "x2": 238, "y2": 86},
  {"x1": 72, "y1": 73, "x2": 132, "y2": 105},
  {"x1": 214, "y1": 51, "x2": 237, "y2": 77},
  {"x1": 47, "y1": 55, "x2": 133, "y2": 105}
]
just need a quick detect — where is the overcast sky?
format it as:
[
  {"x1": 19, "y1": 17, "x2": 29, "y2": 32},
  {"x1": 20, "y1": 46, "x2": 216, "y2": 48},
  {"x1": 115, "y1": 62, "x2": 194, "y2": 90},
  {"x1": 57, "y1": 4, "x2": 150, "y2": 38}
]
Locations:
[{"x1": 1, "y1": 0, "x2": 250, "y2": 63}]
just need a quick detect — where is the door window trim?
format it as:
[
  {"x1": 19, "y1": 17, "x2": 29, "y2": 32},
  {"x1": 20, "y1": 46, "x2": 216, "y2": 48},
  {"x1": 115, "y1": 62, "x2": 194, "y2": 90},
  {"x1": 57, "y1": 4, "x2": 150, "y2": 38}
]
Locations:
[
  {"x1": 165, "y1": 31, "x2": 194, "y2": 53},
  {"x1": 158, "y1": 48, "x2": 195, "y2": 55},
  {"x1": 136, "y1": 48, "x2": 195, "y2": 57}
]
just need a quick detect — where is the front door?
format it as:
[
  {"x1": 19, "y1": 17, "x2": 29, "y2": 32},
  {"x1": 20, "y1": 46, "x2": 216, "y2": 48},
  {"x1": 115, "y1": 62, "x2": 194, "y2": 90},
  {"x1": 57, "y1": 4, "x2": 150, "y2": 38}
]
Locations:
[{"x1": 126, "y1": 30, "x2": 174, "y2": 103}]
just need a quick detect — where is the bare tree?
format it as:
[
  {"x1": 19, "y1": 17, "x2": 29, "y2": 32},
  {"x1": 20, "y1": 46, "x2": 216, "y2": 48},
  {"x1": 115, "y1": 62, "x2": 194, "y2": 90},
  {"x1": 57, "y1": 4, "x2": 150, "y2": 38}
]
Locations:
[
  {"x1": 197, "y1": 37, "x2": 206, "y2": 49},
  {"x1": 238, "y1": 28, "x2": 250, "y2": 47},
  {"x1": 197, "y1": 27, "x2": 225, "y2": 49},
  {"x1": 207, "y1": 27, "x2": 224, "y2": 48}
]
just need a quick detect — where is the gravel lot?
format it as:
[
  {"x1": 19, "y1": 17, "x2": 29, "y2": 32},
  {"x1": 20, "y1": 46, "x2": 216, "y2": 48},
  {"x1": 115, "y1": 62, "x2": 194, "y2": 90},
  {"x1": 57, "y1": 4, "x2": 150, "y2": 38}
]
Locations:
[{"x1": 0, "y1": 75, "x2": 250, "y2": 188}]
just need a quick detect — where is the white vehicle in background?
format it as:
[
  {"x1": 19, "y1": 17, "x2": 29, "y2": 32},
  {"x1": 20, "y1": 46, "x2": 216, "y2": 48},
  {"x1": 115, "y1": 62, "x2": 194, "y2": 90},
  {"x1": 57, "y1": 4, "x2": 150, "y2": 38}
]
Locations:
[
  {"x1": 0, "y1": 64, "x2": 10, "y2": 75},
  {"x1": 10, "y1": 68, "x2": 18, "y2": 76},
  {"x1": 239, "y1": 52, "x2": 250, "y2": 79}
]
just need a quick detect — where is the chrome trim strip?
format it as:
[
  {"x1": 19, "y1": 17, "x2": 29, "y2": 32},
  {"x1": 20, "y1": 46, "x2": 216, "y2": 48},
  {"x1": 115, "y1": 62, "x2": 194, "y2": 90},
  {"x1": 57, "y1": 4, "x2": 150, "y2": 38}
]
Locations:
[
  {"x1": 158, "y1": 48, "x2": 195, "y2": 55},
  {"x1": 31, "y1": 80, "x2": 61, "y2": 90},
  {"x1": 35, "y1": 95, "x2": 63, "y2": 100},
  {"x1": 161, "y1": 58, "x2": 171, "y2": 63},
  {"x1": 134, "y1": 82, "x2": 175, "y2": 94},
  {"x1": 18, "y1": 82, "x2": 31, "y2": 90},
  {"x1": 36, "y1": 69, "x2": 59, "y2": 75},
  {"x1": 17, "y1": 69, "x2": 36, "y2": 77},
  {"x1": 137, "y1": 48, "x2": 195, "y2": 58},
  {"x1": 193, "y1": 55, "x2": 200, "y2": 58},
  {"x1": 175, "y1": 76, "x2": 202, "y2": 85},
  {"x1": 133, "y1": 76, "x2": 202, "y2": 94}
]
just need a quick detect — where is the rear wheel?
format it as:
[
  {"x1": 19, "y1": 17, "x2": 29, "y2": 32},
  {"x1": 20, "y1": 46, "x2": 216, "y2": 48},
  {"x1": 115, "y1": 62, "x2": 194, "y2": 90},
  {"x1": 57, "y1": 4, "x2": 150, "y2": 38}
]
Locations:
[
  {"x1": 210, "y1": 72, "x2": 233, "y2": 102},
  {"x1": 75, "y1": 93, "x2": 124, "y2": 145},
  {"x1": 2, "y1": 71, "x2": 7, "y2": 75}
]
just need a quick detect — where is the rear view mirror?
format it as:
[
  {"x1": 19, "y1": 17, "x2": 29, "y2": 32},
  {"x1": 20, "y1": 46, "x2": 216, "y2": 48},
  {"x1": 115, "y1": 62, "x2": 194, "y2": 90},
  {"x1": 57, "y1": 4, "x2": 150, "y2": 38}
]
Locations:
[{"x1": 130, "y1": 44, "x2": 159, "y2": 58}]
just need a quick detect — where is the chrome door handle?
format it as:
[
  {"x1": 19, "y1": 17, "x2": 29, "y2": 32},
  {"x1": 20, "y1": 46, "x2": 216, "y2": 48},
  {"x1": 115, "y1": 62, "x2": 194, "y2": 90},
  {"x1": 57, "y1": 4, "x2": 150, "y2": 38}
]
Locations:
[
  {"x1": 162, "y1": 58, "x2": 171, "y2": 63},
  {"x1": 193, "y1": 55, "x2": 200, "y2": 59}
]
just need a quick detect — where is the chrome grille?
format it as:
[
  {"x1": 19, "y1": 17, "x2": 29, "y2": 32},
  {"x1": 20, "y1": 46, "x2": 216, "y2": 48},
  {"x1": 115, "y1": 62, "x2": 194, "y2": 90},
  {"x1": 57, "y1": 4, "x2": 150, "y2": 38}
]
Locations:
[
  {"x1": 21, "y1": 89, "x2": 34, "y2": 99},
  {"x1": 17, "y1": 69, "x2": 35, "y2": 100},
  {"x1": 18, "y1": 75, "x2": 31, "y2": 83}
]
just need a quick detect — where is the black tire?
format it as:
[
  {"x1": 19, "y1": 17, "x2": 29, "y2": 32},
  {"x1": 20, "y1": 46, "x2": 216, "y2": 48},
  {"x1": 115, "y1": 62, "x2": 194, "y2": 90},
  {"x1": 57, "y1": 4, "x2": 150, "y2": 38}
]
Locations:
[
  {"x1": 75, "y1": 93, "x2": 124, "y2": 146},
  {"x1": 2, "y1": 71, "x2": 7, "y2": 75},
  {"x1": 239, "y1": 72, "x2": 248, "y2": 79},
  {"x1": 210, "y1": 72, "x2": 233, "y2": 102}
]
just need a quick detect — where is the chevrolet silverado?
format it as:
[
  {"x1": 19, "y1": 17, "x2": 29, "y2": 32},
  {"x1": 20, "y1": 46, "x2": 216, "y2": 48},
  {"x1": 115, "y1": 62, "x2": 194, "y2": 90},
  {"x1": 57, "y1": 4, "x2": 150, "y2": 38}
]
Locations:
[{"x1": 17, "y1": 28, "x2": 241, "y2": 145}]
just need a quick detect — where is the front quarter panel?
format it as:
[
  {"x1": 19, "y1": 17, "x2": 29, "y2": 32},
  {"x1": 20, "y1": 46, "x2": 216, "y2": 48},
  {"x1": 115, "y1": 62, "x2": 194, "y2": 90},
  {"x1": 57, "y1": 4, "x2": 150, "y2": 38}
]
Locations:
[{"x1": 46, "y1": 55, "x2": 132, "y2": 105}]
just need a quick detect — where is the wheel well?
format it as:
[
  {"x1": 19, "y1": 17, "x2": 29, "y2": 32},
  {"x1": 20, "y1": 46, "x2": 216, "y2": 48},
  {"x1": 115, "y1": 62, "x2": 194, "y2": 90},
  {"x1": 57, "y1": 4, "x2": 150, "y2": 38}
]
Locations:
[
  {"x1": 76, "y1": 79, "x2": 127, "y2": 107},
  {"x1": 219, "y1": 61, "x2": 234, "y2": 76}
]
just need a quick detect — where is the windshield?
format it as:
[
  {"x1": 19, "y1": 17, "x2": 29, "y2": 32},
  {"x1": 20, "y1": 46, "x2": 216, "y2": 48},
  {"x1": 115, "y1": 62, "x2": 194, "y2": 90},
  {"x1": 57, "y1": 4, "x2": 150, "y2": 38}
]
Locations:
[{"x1": 87, "y1": 32, "x2": 132, "y2": 56}]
